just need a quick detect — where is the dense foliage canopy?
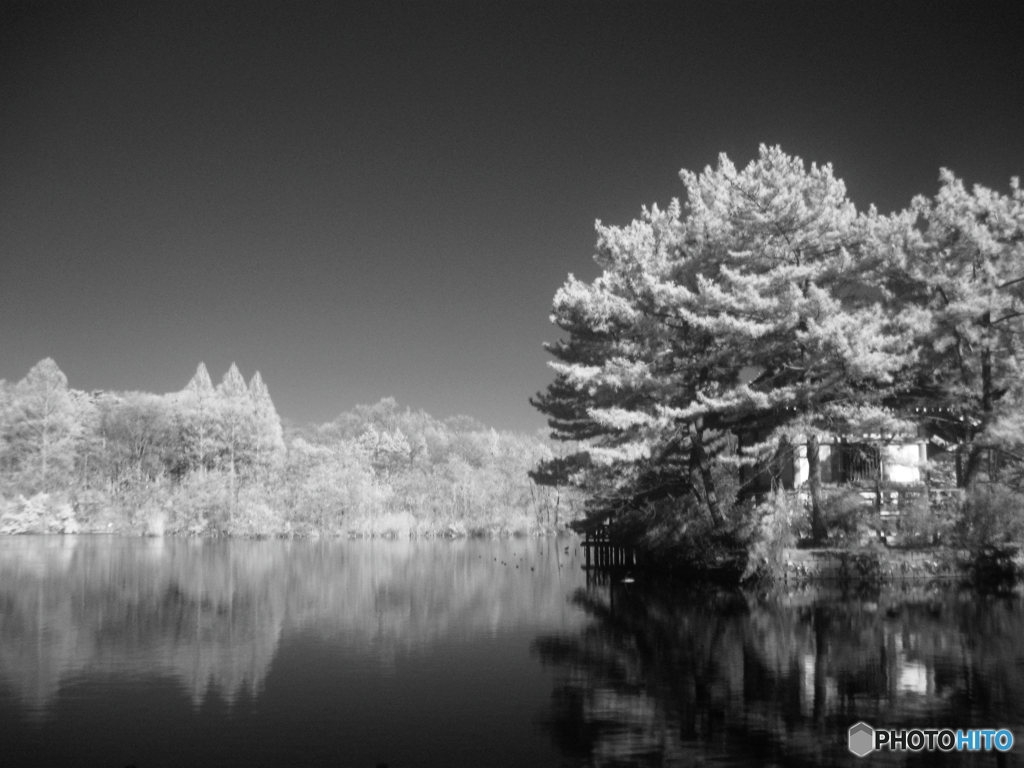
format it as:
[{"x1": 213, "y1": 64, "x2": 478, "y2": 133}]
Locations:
[
  {"x1": 0, "y1": 361, "x2": 578, "y2": 535},
  {"x1": 535, "y1": 146, "x2": 1024, "y2": 551}
]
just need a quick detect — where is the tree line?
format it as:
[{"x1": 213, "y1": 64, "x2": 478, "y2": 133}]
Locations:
[
  {"x1": 0, "y1": 359, "x2": 580, "y2": 535},
  {"x1": 534, "y1": 145, "x2": 1024, "y2": 559}
]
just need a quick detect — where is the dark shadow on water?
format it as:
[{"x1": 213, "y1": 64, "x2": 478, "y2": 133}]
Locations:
[{"x1": 533, "y1": 579, "x2": 1024, "y2": 766}]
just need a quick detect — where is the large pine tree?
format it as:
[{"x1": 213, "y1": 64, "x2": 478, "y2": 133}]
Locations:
[
  {"x1": 536, "y1": 146, "x2": 916, "y2": 543},
  {"x1": 886, "y1": 171, "x2": 1024, "y2": 488}
]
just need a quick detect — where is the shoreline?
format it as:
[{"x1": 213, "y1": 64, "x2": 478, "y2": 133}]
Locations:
[{"x1": 775, "y1": 546, "x2": 1024, "y2": 587}]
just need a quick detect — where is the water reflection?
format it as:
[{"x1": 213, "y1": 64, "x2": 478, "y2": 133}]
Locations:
[
  {"x1": 0, "y1": 535, "x2": 584, "y2": 716},
  {"x1": 6, "y1": 536, "x2": 1024, "y2": 766},
  {"x1": 534, "y1": 581, "x2": 1024, "y2": 766}
]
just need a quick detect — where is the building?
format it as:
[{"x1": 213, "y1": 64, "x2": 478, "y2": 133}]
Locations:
[{"x1": 741, "y1": 432, "x2": 929, "y2": 497}]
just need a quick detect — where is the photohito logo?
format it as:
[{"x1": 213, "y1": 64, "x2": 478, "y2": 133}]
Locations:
[
  {"x1": 848, "y1": 722, "x2": 1013, "y2": 757},
  {"x1": 848, "y1": 723, "x2": 874, "y2": 757}
]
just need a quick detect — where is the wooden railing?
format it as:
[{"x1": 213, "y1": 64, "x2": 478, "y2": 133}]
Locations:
[
  {"x1": 582, "y1": 528, "x2": 638, "y2": 570},
  {"x1": 836, "y1": 444, "x2": 881, "y2": 484}
]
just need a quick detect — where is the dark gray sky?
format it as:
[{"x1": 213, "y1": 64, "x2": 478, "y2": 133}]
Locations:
[{"x1": 2, "y1": 1, "x2": 1022, "y2": 432}]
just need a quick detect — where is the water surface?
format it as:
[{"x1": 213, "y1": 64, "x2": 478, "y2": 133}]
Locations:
[
  {"x1": 0, "y1": 536, "x2": 586, "y2": 767},
  {"x1": 2, "y1": 536, "x2": 1024, "y2": 767}
]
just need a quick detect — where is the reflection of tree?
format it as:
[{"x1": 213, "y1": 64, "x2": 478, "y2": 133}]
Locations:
[
  {"x1": 0, "y1": 537, "x2": 287, "y2": 713},
  {"x1": 534, "y1": 583, "x2": 1024, "y2": 766},
  {"x1": 0, "y1": 536, "x2": 586, "y2": 714}
]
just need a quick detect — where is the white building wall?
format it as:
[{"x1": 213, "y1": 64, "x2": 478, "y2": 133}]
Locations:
[
  {"x1": 883, "y1": 443, "x2": 922, "y2": 484},
  {"x1": 793, "y1": 440, "x2": 923, "y2": 487},
  {"x1": 794, "y1": 444, "x2": 833, "y2": 488}
]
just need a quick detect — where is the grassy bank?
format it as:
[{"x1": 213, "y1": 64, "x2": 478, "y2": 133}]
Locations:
[
  {"x1": 589, "y1": 488, "x2": 1024, "y2": 586},
  {"x1": 778, "y1": 546, "x2": 1024, "y2": 587}
]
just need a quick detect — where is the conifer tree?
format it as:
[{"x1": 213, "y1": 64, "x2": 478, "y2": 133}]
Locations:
[
  {"x1": 248, "y1": 371, "x2": 286, "y2": 479},
  {"x1": 5, "y1": 359, "x2": 82, "y2": 493},
  {"x1": 537, "y1": 146, "x2": 916, "y2": 543},
  {"x1": 72, "y1": 389, "x2": 102, "y2": 490},
  {"x1": 177, "y1": 363, "x2": 219, "y2": 475},
  {"x1": 218, "y1": 363, "x2": 256, "y2": 503},
  {"x1": 888, "y1": 171, "x2": 1024, "y2": 488}
]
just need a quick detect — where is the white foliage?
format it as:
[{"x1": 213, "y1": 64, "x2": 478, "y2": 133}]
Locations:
[{"x1": 542, "y1": 145, "x2": 918, "y2": 477}]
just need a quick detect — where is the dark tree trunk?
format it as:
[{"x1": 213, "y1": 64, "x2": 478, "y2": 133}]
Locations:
[
  {"x1": 688, "y1": 438, "x2": 705, "y2": 506},
  {"x1": 689, "y1": 418, "x2": 723, "y2": 525},
  {"x1": 963, "y1": 444, "x2": 986, "y2": 489},
  {"x1": 964, "y1": 312, "x2": 994, "y2": 490},
  {"x1": 807, "y1": 433, "x2": 826, "y2": 545}
]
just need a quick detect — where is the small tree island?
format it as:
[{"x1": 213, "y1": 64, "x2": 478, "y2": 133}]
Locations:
[{"x1": 533, "y1": 145, "x2": 1024, "y2": 581}]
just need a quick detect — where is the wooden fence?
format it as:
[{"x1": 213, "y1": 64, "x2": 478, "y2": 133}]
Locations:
[{"x1": 582, "y1": 529, "x2": 638, "y2": 570}]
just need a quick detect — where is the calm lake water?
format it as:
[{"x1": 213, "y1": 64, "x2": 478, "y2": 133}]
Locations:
[{"x1": 1, "y1": 536, "x2": 1023, "y2": 767}]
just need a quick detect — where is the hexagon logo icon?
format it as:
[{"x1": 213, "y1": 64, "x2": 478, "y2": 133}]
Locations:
[{"x1": 848, "y1": 722, "x2": 875, "y2": 757}]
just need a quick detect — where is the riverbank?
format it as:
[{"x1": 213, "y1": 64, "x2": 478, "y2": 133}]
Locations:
[
  {"x1": 778, "y1": 546, "x2": 1024, "y2": 586},
  {"x1": 582, "y1": 536, "x2": 1024, "y2": 587},
  {"x1": 0, "y1": 490, "x2": 573, "y2": 538}
]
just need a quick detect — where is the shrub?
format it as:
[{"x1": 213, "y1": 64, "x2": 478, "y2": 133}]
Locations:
[
  {"x1": 0, "y1": 492, "x2": 78, "y2": 534},
  {"x1": 897, "y1": 491, "x2": 956, "y2": 547},
  {"x1": 167, "y1": 472, "x2": 232, "y2": 534},
  {"x1": 227, "y1": 496, "x2": 290, "y2": 538},
  {"x1": 955, "y1": 484, "x2": 1024, "y2": 548},
  {"x1": 743, "y1": 491, "x2": 799, "y2": 582},
  {"x1": 819, "y1": 490, "x2": 876, "y2": 547}
]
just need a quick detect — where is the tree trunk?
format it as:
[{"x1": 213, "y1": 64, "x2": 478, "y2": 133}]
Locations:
[
  {"x1": 769, "y1": 436, "x2": 790, "y2": 492},
  {"x1": 40, "y1": 429, "x2": 48, "y2": 493},
  {"x1": 689, "y1": 418, "x2": 723, "y2": 525},
  {"x1": 874, "y1": 451, "x2": 882, "y2": 515},
  {"x1": 688, "y1": 437, "x2": 705, "y2": 506},
  {"x1": 982, "y1": 333, "x2": 993, "y2": 414},
  {"x1": 807, "y1": 433, "x2": 826, "y2": 545},
  {"x1": 955, "y1": 443, "x2": 965, "y2": 487},
  {"x1": 963, "y1": 444, "x2": 985, "y2": 490},
  {"x1": 964, "y1": 312, "x2": 995, "y2": 490}
]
